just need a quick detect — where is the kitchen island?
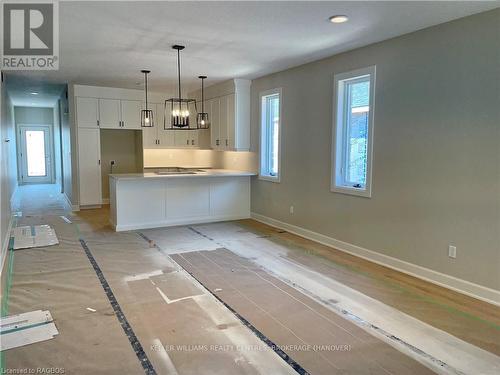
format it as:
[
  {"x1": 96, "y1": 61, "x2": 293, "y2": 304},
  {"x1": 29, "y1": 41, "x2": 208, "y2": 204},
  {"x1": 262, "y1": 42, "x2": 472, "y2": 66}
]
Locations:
[{"x1": 109, "y1": 169, "x2": 255, "y2": 231}]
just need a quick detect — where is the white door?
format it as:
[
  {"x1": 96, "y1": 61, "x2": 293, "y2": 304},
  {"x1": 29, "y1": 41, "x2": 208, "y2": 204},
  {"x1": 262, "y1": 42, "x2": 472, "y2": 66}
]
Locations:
[
  {"x1": 19, "y1": 125, "x2": 54, "y2": 184},
  {"x1": 121, "y1": 100, "x2": 142, "y2": 129},
  {"x1": 78, "y1": 128, "x2": 102, "y2": 206},
  {"x1": 99, "y1": 99, "x2": 121, "y2": 129},
  {"x1": 76, "y1": 97, "x2": 99, "y2": 128}
]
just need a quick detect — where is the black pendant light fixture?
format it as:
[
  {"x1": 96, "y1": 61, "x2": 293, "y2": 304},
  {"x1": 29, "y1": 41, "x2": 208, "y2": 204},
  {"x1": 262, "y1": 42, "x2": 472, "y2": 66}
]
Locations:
[
  {"x1": 196, "y1": 75, "x2": 210, "y2": 129},
  {"x1": 165, "y1": 45, "x2": 196, "y2": 130},
  {"x1": 140, "y1": 70, "x2": 154, "y2": 128}
]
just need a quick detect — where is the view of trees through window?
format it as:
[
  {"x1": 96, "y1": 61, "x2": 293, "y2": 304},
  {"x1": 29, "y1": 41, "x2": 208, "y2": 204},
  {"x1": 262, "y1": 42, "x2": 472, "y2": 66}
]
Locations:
[
  {"x1": 346, "y1": 80, "x2": 369, "y2": 186},
  {"x1": 267, "y1": 94, "x2": 280, "y2": 176}
]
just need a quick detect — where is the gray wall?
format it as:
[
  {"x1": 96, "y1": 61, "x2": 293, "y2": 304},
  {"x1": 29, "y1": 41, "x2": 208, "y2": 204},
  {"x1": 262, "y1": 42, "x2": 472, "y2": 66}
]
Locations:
[
  {"x1": 58, "y1": 88, "x2": 73, "y2": 205},
  {"x1": 0, "y1": 75, "x2": 17, "y2": 271},
  {"x1": 100, "y1": 129, "x2": 143, "y2": 199},
  {"x1": 250, "y1": 9, "x2": 500, "y2": 290}
]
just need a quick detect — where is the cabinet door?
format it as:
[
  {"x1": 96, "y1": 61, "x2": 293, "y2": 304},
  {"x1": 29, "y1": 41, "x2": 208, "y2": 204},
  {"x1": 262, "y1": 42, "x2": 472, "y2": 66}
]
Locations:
[
  {"x1": 226, "y1": 93, "x2": 236, "y2": 150},
  {"x1": 98, "y1": 99, "x2": 121, "y2": 129},
  {"x1": 121, "y1": 100, "x2": 142, "y2": 129},
  {"x1": 189, "y1": 130, "x2": 199, "y2": 148},
  {"x1": 78, "y1": 128, "x2": 101, "y2": 206},
  {"x1": 142, "y1": 125, "x2": 158, "y2": 149},
  {"x1": 219, "y1": 95, "x2": 229, "y2": 150},
  {"x1": 174, "y1": 130, "x2": 190, "y2": 148},
  {"x1": 156, "y1": 103, "x2": 175, "y2": 148},
  {"x1": 142, "y1": 103, "x2": 158, "y2": 148},
  {"x1": 76, "y1": 97, "x2": 99, "y2": 128},
  {"x1": 210, "y1": 98, "x2": 220, "y2": 149}
]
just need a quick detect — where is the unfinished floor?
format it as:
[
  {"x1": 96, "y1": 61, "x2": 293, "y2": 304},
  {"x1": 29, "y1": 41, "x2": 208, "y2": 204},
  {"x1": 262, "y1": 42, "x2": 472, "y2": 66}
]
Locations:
[{"x1": 1, "y1": 184, "x2": 499, "y2": 374}]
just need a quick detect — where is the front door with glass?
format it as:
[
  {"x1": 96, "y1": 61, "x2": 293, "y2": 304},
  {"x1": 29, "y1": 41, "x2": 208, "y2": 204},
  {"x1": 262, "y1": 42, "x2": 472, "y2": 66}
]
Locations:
[{"x1": 19, "y1": 125, "x2": 54, "y2": 184}]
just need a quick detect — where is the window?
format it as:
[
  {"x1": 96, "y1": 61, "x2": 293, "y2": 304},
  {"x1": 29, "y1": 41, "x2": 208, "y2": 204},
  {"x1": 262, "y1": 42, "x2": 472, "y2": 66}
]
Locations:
[
  {"x1": 332, "y1": 66, "x2": 375, "y2": 197},
  {"x1": 260, "y1": 88, "x2": 282, "y2": 182}
]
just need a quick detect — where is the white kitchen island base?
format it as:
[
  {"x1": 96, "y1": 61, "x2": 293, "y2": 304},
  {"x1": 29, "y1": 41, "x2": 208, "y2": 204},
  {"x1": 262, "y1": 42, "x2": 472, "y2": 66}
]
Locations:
[{"x1": 109, "y1": 171, "x2": 252, "y2": 231}]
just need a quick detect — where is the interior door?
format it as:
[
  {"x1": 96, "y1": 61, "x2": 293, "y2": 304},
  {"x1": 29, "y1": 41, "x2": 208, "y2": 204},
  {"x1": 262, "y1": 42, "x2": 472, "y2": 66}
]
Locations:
[{"x1": 19, "y1": 125, "x2": 54, "y2": 184}]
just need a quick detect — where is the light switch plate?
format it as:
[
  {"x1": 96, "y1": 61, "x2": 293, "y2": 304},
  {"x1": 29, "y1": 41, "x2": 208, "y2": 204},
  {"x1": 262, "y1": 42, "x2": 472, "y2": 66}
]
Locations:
[{"x1": 448, "y1": 245, "x2": 457, "y2": 259}]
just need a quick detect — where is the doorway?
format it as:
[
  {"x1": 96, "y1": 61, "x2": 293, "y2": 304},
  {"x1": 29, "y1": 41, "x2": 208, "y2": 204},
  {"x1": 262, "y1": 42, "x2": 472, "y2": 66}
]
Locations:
[{"x1": 18, "y1": 125, "x2": 55, "y2": 184}]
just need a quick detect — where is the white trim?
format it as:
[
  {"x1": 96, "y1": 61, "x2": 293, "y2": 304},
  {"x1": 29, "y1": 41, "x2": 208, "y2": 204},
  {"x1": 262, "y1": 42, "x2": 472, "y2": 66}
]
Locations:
[
  {"x1": 250, "y1": 212, "x2": 500, "y2": 306},
  {"x1": 62, "y1": 192, "x2": 78, "y2": 211},
  {"x1": 113, "y1": 213, "x2": 251, "y2": 232},
  {"x1": 332, "y1": 66, "x2": 375, "y2": 198},
  {"x1": 259, "y1": 88, "x2": 282, "y2": 183}
]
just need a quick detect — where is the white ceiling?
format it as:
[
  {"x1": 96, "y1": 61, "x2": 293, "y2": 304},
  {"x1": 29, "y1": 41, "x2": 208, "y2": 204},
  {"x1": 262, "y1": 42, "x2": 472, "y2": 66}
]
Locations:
[
  {"x1": 7, "y1": 1, "x2": 499, "y2": 101},
  {"x1": 6, "y1": 75, "x2": 65, "y2": 107}
]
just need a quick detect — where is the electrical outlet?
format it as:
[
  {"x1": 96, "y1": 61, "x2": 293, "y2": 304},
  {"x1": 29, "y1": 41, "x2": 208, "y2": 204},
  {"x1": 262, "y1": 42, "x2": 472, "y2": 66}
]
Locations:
[
  {"x1": 448, "y1": 245, "x2": 457, "y2": 259},
  {"x1": 289, "y1": 205, "x2": 294, "y2": 214}
]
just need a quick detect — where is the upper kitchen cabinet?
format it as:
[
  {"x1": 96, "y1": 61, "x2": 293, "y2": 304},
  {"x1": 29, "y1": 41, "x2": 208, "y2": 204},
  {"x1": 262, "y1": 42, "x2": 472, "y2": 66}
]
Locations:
[
  {"x1": 120, "y1": 100, "x2": 142, "y2": 129},
  {"x1": 142, "y1": 103, "x2": 175, "y2": 148},
  {"x1": 197, "y1": 79, "x2": 251, "y2": 151},
  {"x1": 99, "y1": 99, "x2": 142, "y2": 129},
  {"x1": 76, "y1": 97, "x2": 99, "y2": 128},
  {"x1": 98, "y1": 99, "x2": 121, "y2": 128}
]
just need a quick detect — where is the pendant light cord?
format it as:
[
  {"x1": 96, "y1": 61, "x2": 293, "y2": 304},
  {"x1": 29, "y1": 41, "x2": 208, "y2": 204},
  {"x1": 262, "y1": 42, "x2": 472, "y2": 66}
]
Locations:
[
  {"x1": 177, "y1": 48, "x2": 181, "y2": 101},
  {"x1": 144, "y1": 72, "x2": 148, "y2": 109},
  {"x1": 201, "y1": 77, "x2": 204, "y2": 113}
]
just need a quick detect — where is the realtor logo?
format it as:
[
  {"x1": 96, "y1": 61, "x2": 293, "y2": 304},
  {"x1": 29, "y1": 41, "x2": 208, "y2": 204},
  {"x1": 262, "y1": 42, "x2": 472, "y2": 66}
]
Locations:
[{"x1": 1, "y1": 1, "x2": 59, "y2": 70}]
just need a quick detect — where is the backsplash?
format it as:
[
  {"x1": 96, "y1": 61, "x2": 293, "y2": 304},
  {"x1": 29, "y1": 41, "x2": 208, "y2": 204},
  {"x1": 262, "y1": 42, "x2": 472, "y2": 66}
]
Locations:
[{"x1": 143, "y1": 149, "x2": 258, "y2": 172}]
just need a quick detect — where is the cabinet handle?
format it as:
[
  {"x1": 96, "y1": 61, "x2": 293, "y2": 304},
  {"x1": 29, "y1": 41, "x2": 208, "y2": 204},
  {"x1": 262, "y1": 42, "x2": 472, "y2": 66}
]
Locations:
[
  {"x1": 158, "y1": 139, "x2": 160, "y2": 145},
  {"x1": 97, "y1": 120, "x2": 100, "y2": 127},
  {"x1": 225, "y1": 139, "x2": 228, "y2": 146},
  {"x1": 191, "y1": 139, "x2": 195, "y2": 145},
  {"x1": 216, "y1": 139, "x2": 219, "y2": 146},
  {"x1": 98, "y1": 159, "x2": 101, "y2": 165}
]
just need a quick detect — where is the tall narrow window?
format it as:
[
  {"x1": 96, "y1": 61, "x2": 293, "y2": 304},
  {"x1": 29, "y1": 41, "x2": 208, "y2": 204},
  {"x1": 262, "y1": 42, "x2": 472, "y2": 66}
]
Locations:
[
  {"x1": 332, "y1": 66, "x2": 375, "y2": 197},
  {"x1": 260, "y1": 88, "x2": 281, "y2": 182}
]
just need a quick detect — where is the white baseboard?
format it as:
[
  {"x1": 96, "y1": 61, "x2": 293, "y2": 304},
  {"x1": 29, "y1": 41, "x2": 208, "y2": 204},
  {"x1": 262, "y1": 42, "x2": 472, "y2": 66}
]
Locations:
[
  {"x1": 115, "y1": 214, "x2": 251, "y2": 232},
  {"x1": 251, "y1": 212, "x2": 500, "y2": 306},
  {"x1": 62, "y1": 192, "x2": 76, "y2": 211}
]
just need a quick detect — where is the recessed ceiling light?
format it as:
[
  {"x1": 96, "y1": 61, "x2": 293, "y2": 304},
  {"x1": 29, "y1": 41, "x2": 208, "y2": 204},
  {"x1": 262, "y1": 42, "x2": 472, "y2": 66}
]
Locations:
[
  {"x1": 329, "y1": 15, "x2": 349, "y2": 24},
  {"x1": 30, "y1": 92, "x2": 38, "y2": 95}
]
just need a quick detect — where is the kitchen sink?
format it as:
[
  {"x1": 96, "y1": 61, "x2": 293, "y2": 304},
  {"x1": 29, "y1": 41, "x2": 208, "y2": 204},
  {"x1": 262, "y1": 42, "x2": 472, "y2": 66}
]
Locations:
[{"x1": 153, "y1": 167, "x2": 204, "y2": 175}]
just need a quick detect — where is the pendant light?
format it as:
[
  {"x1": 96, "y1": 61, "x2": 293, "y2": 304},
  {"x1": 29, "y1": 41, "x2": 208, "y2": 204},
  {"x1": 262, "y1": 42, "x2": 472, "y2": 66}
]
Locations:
[
  {"x1": 140, "y1": 70, "x2": 154, "y2": 128},
  {"x1": 196, "y1": 76, "x2": 210, "y2": 129},
  {"x1": 164, "y1": 45, "x2": 196, "y2": 130}
]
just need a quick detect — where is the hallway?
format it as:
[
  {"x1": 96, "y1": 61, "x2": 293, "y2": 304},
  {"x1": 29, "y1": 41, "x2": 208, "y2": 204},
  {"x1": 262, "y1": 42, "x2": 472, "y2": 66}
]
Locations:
[{"x1": 11, "y1": 184, "x2": 69, "y2": 217}]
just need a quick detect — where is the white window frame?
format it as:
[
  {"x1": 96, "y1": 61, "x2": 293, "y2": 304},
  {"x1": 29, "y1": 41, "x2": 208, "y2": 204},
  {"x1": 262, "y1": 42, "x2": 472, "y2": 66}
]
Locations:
[
  {"x1": 332, "y1": 66, "x2": 376, "y2": 198},
  {"x1": 259, "y1": 88, "x2": 282, "y2": 182}
]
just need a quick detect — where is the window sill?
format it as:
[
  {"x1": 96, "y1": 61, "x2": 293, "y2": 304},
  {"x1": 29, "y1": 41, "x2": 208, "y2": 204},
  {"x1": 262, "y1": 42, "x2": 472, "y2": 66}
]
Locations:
[
  {"x1": 259, "y1": 174, "x2": 280, "y2": 183},
  {"x1": 331, "y1": 185, "x2": 371, "y2": 198}
]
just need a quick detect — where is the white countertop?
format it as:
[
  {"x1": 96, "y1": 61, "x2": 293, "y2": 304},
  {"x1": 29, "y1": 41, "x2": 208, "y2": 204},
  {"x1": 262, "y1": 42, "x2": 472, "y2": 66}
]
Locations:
[{"x1": 109, "y1": 169, "x2": 256, "y2": 180}]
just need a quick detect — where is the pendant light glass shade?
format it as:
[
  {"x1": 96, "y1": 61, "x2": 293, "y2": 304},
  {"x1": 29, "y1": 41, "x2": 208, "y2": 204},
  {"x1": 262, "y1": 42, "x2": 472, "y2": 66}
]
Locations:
[
  {"x1": 196, "y1": 75, "x2": 210, "y2": 129},
  {"x1": 164, "y1": 45, "x2": 197, "y2": 130},
  {"x1": 140, "y1": 70, "x2": 154, "y2": 128}
]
